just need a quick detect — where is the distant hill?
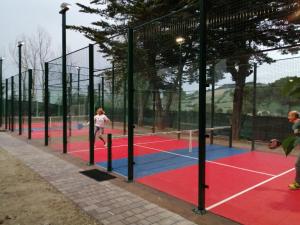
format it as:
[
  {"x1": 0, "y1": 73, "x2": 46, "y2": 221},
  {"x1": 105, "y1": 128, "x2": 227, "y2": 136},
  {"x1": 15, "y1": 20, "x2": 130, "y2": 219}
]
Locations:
[{"x1": 182, "y1": 82, "x2": 299, "y2": 116}]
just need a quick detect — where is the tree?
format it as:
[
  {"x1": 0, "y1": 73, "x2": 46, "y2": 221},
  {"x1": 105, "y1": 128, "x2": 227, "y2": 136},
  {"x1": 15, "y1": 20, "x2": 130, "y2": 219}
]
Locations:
[
  {"x1": 9, "y1": 28, "x2": 53, "y2": 91},
  {"x1": 68, "y1": 0, "x2": 198, "y2": 128},
  {"x1": 9, "y1": 27, "x2": 54, "y2": 116},
  {"x1": 207, "y1": 0, "x2": 300, "y2": 138},
  {"x1": 281, "y1": 76, "x2": 300, "y2": 98},
  {"x1": 69, "y1": 0, "x2": 300, "y2": 136}
]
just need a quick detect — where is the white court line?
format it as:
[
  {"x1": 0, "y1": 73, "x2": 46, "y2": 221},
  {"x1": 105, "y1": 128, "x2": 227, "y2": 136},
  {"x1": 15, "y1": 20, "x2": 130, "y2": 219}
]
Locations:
[
  {"x1": 70, "y1": 139, "x2": 178, "y2": 153},
  {"x1": 71, "y1": 140, "x2": 277, "y2": 177},
  {"x1": 207, "y1": 160, "x2": 276, "y2": 177},
  {"x1": 206, "y1": 168, "x2": 295, "y2": 211},
  {"x1": 135, "y1": 144, "x2": 277, "y2": 177}
]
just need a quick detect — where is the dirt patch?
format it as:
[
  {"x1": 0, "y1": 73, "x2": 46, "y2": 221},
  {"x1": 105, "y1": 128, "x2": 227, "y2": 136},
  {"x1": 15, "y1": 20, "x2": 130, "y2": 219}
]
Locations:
[{"x1": 0, "y1": 148, "x2": 102, "y2": 225}]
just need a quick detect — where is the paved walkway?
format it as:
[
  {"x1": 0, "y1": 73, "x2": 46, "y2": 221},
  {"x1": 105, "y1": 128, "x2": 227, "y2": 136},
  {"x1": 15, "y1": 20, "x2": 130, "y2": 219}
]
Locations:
[{"x1": 0, "y1": 133, "x2": 197, "y2": 225}]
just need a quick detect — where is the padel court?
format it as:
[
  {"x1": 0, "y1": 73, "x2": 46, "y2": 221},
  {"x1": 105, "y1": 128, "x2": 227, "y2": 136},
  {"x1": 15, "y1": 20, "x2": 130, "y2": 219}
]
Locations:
[{"x1": 65, "y1": 132, "x2": 299, "y2": 225}]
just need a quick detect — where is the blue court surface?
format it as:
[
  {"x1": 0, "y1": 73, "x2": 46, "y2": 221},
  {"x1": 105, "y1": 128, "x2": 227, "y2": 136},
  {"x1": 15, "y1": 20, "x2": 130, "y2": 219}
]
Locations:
[{"x1": 97, "y1": 145, "x2": 248, "y2": 178}]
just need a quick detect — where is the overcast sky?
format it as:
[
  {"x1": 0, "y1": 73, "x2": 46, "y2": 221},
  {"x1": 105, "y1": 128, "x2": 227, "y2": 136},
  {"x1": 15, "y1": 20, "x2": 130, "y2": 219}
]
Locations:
[{"x1": 0, "y1": 0, "x2": 98, "y2": 78}]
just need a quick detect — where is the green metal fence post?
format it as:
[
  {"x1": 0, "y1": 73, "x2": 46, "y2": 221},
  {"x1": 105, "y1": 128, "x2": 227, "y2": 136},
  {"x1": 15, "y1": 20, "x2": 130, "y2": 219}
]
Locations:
[
  {"x1": 229, "y1": 125, "x2": 233, "y2": 148},
  {"x1": 123, "y1": 74, "x2": 127, "y2": 135},
  {"x1": 11, "y1": 76, "x2": 14, "y2": 132},
  {"x1": 0, "y1": 58, "x2": 3, "y2": 127},
  {"x1": 107, "y1": 133, "x2": 112, "y2": 172},
  {"x1": 5, "y1": 78, "x2": 8, "y2": 130},
  {"x1": 127, "y1": 28, "x2": 134, "y2": 182},
  {"x1": 152, "y1": 91, "x2": 156, "y2": 133},
  {"x1": 89, "y1": 44, "x2": 95, "y2": 165},
  {"x1": 68, "y1": 73, "x2": 72, "y2": 137},
  {"x1": 177, "y1": 44, "x2": 183, "y2": 139},
  {"x1": 101, "y1": 76, "x2": 104, "y2": 108},
  {"x1": 112, "y1": 62, "x2": 115, "y2": 129},
  {"x1": 210, "y1": 67, "x2": 215, "y2": 145},
  {"x1": 28, "y1": 69, "x2": 32, "y2": 139},
  {"x1": 77, "y1": 67, "x2": 80, "y2": 115},
  {"x1": 251, "y1": 63, "x2": 257, "y2": 151},
  {"x1": 45, "y1": 63, "x2": 49, "y2": 146},
  {"x1": 18, "y1": 47, "x2": 22, "y2": 135},
  {"x1": 60, "y1": 7, "x2": 68, "y2": 154},
  {"x1": 196, "y1": 0, "x2": 208, "y2": 214},
  {"x1": 98, "y1": 82, "x2": 101, "y2": 107}
]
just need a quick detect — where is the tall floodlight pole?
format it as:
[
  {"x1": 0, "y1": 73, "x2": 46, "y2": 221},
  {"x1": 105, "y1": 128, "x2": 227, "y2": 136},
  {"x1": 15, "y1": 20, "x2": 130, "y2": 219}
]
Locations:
[
  {"x1": 176, "y1": 36, "x2": 185, "y2": 139},
  {"x1": 18, "y1": 41, "x2": 24, "y2": 135},
  {"x1": 0, "y1": 57, "x2": 4, "y2": 128},
  {"x1": 197, "y1": 0, "x2": 208, "y2": 214},
  {"x1": 59, "y1": 2, "x2": 71, "y2": 154}
]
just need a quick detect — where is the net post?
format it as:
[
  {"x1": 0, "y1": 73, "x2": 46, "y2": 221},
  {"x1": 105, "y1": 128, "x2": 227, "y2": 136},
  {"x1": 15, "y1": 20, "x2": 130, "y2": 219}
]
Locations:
[
  {"x1": 5, "y1": 79, "x2": 8, "y2": 130},
  {"x1": 11, "y1": 76, "x2": 14, "y2": 132},
  {"x1": 45, "y1": 63, "x2": 49, "y2": 145},
  {"x1": 89, "y1": 44, "x2": 95, "y2": 165},
  {"x1": 251, "y1": 63, "x2": 257, "y2": 151},
  {"x1": 127, "y1": 27, "x2": 134, "y2": 182},
  {"x1": 28, "y1": 69, "x2": 32, "y2": 140},
  {"x1": 107, "y1": 133, "x2": 112, "y2": 172}
]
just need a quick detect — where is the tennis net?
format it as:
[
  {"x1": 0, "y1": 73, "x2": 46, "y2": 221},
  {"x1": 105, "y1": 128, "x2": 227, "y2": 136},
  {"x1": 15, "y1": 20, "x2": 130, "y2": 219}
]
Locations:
[
  {"x1": 103, "y1": 126, "x2": 232, "y2": 178},
  {"x1": 110, "y1": 126, "x2": 232, "y2": 152},
  {"x1": 30, "y1": 115, "x2": 88, "y2": 131}
]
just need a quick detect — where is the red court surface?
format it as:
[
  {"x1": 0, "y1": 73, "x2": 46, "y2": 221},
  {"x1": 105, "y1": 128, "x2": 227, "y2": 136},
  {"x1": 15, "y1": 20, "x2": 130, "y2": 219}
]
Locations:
[
  {"x1": 43, "y1": 128, "x2": 123, "y2": 152},
  {"x1": 30, "y1": 128, "x2": 123, "y2": 140},
  {"x1": 136, "y1": 151, "x2": 299, "y2": 225},
  {"x1": 69, "y1": 136, "x2": 195, "y2": 162}
]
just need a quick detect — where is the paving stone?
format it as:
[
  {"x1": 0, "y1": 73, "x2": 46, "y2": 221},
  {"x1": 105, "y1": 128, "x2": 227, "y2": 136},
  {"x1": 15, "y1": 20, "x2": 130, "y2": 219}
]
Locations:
[{"x1": 0, "y1": 133, "x2": 197, "y2": 225}]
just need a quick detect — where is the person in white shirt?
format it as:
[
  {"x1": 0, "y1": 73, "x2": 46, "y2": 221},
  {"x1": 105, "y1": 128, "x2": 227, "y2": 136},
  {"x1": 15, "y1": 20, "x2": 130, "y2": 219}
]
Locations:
[{"x1": 94, "y1": 108, "x2": 110, "y2": 146}]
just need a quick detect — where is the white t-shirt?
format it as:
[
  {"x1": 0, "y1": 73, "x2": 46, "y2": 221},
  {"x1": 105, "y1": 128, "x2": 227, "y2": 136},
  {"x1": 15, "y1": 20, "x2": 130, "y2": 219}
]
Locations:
[{"x1": 94, "y1": 114, "x2": 109, "y2": 128}]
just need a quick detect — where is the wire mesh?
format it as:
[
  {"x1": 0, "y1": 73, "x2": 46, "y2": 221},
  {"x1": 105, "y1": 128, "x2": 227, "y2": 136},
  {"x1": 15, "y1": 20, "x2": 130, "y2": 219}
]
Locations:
[
  {"x1": 207, "y1": 0, "x2": 300, "y2": 58},
  {"x1": 131, "y1": 5, "x2": 201, "y2": 206},
  {"x1": 6, "y1": 79, "x2": 11, "y2": 130},
  {"x1": 13, "y1": 74, "x2": 19, "y2": 132},
  {"x1": 253, "y1": 56, "x2": 300, "y2": 149},
  {"x1": 65, "y1": 46, "x2": 90, "y2": 152},
  {"x1": 94, "y1": 39, "x2": 127, "y2": 135},
  {"x1": 94, "y1": 64, "x2": 127, "y2": 133},
  {"x1": 48, "y1": 60, "x2": 63, "y2": 150},
  {"x1": 1, "y1": 79, "x2": 5, "y2": 128},
  {"x1": 0, "y1": 78, "x2": 3, "y2": 128}
]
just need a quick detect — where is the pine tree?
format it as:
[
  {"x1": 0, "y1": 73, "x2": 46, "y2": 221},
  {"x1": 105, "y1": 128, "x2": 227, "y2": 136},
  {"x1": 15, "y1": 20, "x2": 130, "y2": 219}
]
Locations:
[{"x1": 69, "y1": 0, "x2": 300, "y2": 137}]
